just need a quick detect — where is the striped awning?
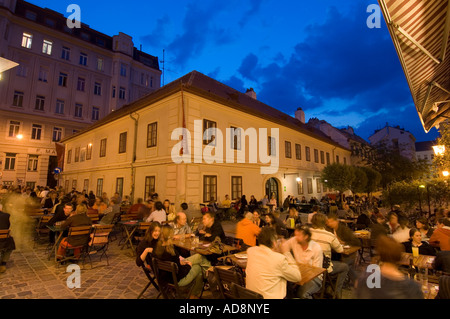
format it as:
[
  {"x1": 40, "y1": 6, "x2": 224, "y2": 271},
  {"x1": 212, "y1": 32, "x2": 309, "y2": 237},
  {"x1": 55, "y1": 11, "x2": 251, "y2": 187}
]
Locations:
[{"x1": 378, "y1": 0, "x2": 450, "y2": 132}]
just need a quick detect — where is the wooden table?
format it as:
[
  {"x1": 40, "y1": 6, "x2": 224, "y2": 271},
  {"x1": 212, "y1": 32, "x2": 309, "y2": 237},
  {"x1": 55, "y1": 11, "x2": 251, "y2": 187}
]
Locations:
[
  {"x1": 221, "y1": 253, "x2": 326, "y2": 286},
  {"x1": 118, "y1": 220, "x2": 142, "y2": 256},
  {"x1": 399, "y1": 253, "x2": 435, "y2": 270},
  {"x1": 354, "y1": 230, "x2": 371, "y2": 240},
  {"x1": 173, "y1": 237, "x2": 236, "y2": 255}
]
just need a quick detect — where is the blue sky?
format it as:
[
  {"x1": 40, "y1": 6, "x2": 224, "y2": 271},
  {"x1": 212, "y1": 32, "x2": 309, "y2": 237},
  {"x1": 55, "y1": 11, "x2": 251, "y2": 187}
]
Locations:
[{"x1": 27, "y1": 0, "x2": 440, "y2": 142}]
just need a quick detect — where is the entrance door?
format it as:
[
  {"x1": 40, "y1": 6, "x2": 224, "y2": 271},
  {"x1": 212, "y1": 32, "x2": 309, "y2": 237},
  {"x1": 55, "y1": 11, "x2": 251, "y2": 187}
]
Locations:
[
  {"x1": 265, "y1": 178, "x2": 279, "y2": 207},
  {"x1": 46, "y1": 156, "x2": 58, "y2": 188}
]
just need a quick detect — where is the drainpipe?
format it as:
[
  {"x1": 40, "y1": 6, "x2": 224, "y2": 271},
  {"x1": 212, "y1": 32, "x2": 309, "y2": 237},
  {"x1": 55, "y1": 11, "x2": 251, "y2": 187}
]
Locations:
[{"x1": 129, "y1": 112, "x2": 139, "y2": 203}]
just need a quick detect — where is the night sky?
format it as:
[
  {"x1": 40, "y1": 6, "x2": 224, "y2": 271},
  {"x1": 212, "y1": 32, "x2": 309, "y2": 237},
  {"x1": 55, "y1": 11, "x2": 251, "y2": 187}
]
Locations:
[{"x1": 26, "y1": 0, "x2": 440, "y2": 143}]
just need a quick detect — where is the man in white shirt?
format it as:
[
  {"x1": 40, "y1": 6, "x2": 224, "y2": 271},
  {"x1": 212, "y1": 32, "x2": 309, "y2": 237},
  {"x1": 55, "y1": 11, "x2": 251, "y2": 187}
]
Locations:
[
  {"x1": 145, "y1": 201, "x2": 167, "y2": 224},
  {"x1": 246, "y1": 227, "x2": 301, "y2": 299},
  {"x1": 282, "y1": 225, "x2": 323, "y2": 298}
]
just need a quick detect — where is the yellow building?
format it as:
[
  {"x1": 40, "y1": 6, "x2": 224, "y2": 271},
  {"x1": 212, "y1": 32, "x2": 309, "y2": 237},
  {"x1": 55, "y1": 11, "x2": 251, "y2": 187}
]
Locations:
[{"x1": 61, "y1": 71, "x2": 350, "y2": 209}]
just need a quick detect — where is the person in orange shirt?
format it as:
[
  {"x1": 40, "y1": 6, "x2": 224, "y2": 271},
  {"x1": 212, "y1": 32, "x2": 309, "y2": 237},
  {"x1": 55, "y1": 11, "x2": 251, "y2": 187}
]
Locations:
[
  {"x1": 92, "y1": 197, "x2": 108, "y2": 217},
  {"x1": 236, "y1": 212, "x2": 261, "y2": 247},
  {"x1": 429, "y1": 217, "x2": 450, "y2": 251}
]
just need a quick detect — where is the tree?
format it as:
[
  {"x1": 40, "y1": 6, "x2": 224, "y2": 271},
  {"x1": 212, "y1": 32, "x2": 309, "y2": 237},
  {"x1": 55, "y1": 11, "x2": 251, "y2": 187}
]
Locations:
[
  {"x1": 361, "y1": 166, "x2": 382, "y2": 197},
  {"x1": 349, "y1": 166, "x2": 368, "y2": 195},
  {"x1": 433, "y1": 120, "x2": 450, "y2": 176},
  {"x1": 321, "y1": 163, "x2": 355, "y2": 205}
]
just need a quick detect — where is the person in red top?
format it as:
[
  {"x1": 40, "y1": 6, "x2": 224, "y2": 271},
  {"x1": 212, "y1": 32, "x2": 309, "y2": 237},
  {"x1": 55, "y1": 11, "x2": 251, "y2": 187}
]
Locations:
[
  {"x1": 429, "y1": 218, "x2": 450, "y2": 251},
  {"x1": 236, "y1": 212, "x2": 261, "y2": 247},
  {"x1": 128, "y1": 198, "x2": 145, "y2": 214}
]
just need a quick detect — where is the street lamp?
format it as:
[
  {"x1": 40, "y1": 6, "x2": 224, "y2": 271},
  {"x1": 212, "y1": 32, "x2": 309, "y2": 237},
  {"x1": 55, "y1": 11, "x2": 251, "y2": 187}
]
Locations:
[
  {"x1": 432, "y1": 145, "x2": 445, "y2": 156},
  {"x1": 16, "y1": 134, "x2": 23, "y2": 140},
  {"x1": 443, "y1": 171, "x2": 449, "y2": 177}
]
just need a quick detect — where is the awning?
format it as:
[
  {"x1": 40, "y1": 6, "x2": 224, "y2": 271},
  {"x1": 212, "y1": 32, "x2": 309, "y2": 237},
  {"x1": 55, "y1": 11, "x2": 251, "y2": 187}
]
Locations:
[
  {"x1": 378, "y1": 0, "x2": 450, "y2": 132},
  {"x1": 0, "y1": 57, "x2": 18, "y2": 73}
]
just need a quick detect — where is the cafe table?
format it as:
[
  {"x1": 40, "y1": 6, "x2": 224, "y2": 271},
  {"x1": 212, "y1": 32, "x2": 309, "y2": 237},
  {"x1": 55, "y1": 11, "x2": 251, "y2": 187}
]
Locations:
[
  {"x1": 46, "y1": 224, "x2": 64, "y2": 261},
  {"x1": 172, "y1": 236, "x2": 237, "y2": 255},
  {"x1": 118, "y1": 219, "x2": 143, "y2": 256},
  {"x1": 220, "y1": 252, "x2": 326, "y2": 286}
]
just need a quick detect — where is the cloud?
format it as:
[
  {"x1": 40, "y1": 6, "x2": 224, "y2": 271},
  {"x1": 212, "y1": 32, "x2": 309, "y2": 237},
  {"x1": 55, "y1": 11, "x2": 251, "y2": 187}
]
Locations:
[
  {"x1": 139, "y1": 15, "x2": 170, "y2": 49},
  {"x1": 238, "y1": 0, "x2": 265, "y2": 28}
]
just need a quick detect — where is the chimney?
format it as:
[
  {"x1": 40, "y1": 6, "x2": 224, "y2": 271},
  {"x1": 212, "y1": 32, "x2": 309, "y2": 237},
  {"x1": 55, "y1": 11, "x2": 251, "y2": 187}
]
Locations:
[
  {"x1": 245, "y1": 88, "x2": 257, "y2": 99},
  {"x1": 295, "y1": 107, "x2": 305, "y2": 124}
]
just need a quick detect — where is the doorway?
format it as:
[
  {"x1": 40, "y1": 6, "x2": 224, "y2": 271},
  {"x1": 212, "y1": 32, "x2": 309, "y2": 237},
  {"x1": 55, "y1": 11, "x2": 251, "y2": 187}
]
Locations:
[{"x1": 265, "y1": 177, "x2": 279, "y2": 207}]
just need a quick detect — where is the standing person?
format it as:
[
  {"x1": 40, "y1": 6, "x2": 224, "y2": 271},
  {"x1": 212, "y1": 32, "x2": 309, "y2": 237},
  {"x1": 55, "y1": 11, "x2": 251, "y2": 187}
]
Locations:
[
  {"x1": 261, "y1": 195, "x2": 269, "y2": 208},
  {"x1": 137, "y1": 200, "x2": 153, "y2": 221},
  {"x1": 146, "y1": 201, "x2": 167, "y2": 224},
  {"x1": 246, "y1": 226, "x2": 302, "y2": 299},
  {"x1": 402, "y1": 228, "x2": 436, "y2": 256},
  {"x1": 248, "y1": 195, "x2": 258, "y2": 212},
  {"x1": 281, "y1": 225, "x2": 323, "y2": 299},
  {"x1": 354, "y1": 235, "x2": 424, "y2": 299},
  {"x1": 236, "y1": 212, "x2": 261, "y2": 247},
  {"x1": 0, "y1": 209, "x2": 16, "y2": 273},
  {"x1": 310, "y1": 213, "x2": 349, "y2": 298}
]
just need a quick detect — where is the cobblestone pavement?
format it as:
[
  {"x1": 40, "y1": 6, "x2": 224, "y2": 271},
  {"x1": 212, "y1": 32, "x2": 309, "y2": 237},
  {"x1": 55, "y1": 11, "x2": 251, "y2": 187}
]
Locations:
[{"x1": 0, "y1": 220, "x2": 359, "y2": 299}]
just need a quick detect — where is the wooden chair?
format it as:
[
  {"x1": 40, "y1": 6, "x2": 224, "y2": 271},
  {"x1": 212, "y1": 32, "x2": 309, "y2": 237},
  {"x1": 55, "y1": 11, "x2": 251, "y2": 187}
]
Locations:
[
  {"x1": 137, "y1": 261, "x2": 161, "y2": 299},
  {"x1": 223, "y1": 236, "x2": 246, "y2": 255},
  {"x1": 57, "y1": 226, "x2": 92, "y2": 268},
  {"x1": 152, "y1": 258, "x2": 196, "y2": 299},
  {"x1": 88, "y1": 224, "x2": 114, "y2": 267},
  {"x1": 34, "y1": 215, "x2": 52, "y2": 247},
  {"x1": 133, "y1": 222, "x2": 151, "y2": 248},
  {"x1": 87, "y1": 209, "x2": 99, "y2": 224},
  {"x1": 213, "y1": 266, "x2": 246, "y2": 299},
  {"x1": 229, "y1": 282, "x2": 263, "y2": 299}
]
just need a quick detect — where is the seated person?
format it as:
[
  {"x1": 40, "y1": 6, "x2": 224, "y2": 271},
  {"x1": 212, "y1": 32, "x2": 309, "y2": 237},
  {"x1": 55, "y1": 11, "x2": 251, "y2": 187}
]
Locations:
[
  {"x1": 281, "y1": 225, "x2": 323, "y2": 299},
  {"x1": 221, "y1": 195, "x2": 231, "y2": 208},
  {"x1": 154, "y1": 225, "x2": 211, "y2": 299},
  {"x1": 236, "y1": 212, "x2": 261, "y2": 247},
  {"x1": 145, "y1": 201, "x2": 167, "y2": 224},
  {"x1": 310, "y1": 213, "x2": 349, "y2": 298},
  {"x1": 402, "y1": 228, "x2": 436, "y2": 256},
  {"x1": 265, "y1": 213, "x2": 284, "y2": 236},
  {"x1": 136, "y1": 222, "x2": 161, "y2": 268},
  {"x1": 43, "y1": 191, "x2": 59, "y2": 211},
  {"x1": 307, "y1": 205, "x2": 320, "y2": 225},
  {"x1": 99, "y1": 198, "x2": 121, "y2": 225},
  {"x1": 415, "y1": 217, "x2": 434, "y2": 240},
  {"x1": 429, "y1": 217, "x2": 450, "y2": 251},
  {"x1": 246, "y1": 226, "x2": 301, "y2": 299},
  {"x1": 433, "y1": 250, "x2": 450, "y2": 274},
  {"x1": 252, "y1": 209, "x2": 266, "y2": 228},
  {"x1": 196, "y1": 211, "x2": 225, "y2": 242},
  {"x1": 171, "y1": 212, "x2": 192, "y2": 239},
  {"x1": 0, "y1": 209, "x2": 16, "y2": 273},
  {"x1": 92, "y1": 197, "x2": 107, "y2": 217},
  {"x1": 47, "y1": 201, "x2": 74, "y2": 243},
  {"x1": 355, "y1": 211, "x2": 372, "y2": 230},
  {"x1": 128, "y1": 198, "x2": 145, "y2": 214},
  {"x1": 387, "y1": 211, "x2": 410, "y2": 244},
  {"x1": 56, "y1": 204, "x2": 93, "y2": 261},
  {"x1": 285, "y1": 206, "x2": 302, "y2": 230},
  {"x1": 354, "y1": 235, "x2": 424, "y2": 299}
]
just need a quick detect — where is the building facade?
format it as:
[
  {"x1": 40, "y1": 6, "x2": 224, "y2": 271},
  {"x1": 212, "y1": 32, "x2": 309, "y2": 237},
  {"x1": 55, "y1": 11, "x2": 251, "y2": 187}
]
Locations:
[
  {"x1": 368, "y1": 124, "x2": 416, "y2": 161},
  {"x1": 307, "y1": 118, "x2": 374, "y2": 166},
  {"x1": 0, "y1": 0, "x2": 161, "y2": 188},
  {"x1": 415, "y1": 140, "x2": 436, "y2": 179},
  {"x1": 61, "y1": 71, "x2": 351, "y2": 210}
]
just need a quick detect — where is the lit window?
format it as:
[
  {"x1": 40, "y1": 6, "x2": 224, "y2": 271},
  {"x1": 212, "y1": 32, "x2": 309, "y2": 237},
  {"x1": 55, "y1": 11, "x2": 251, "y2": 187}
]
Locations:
[
  {"x1": 42, "y1": 40, "x2": 52, "y2": 55},
  {"x1": 8, "y1": 121, "x2": 20, "y2": 138},
  {"x1": 21, "y1": 32, "x2": 32, "y2": 49}
]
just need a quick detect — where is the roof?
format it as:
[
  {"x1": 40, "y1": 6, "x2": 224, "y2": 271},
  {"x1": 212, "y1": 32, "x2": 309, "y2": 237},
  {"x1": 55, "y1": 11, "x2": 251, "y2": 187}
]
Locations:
[
  {"x1": 378, "y1": 0, "x2": 450, "y2": 132},
  {"x1": 61, "y1": 71, "x2": 349, "y2": 151},
  {"x1": 415, "y1": 140, "x2": 436, "y2": 152}
]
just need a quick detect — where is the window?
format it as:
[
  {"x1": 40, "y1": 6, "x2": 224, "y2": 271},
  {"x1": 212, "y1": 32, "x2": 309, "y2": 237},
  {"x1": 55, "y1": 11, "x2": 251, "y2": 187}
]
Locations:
[
  {"x1": 147, "y1": 122, "x2": 157, "y2": 147},
  {"x1": 77, "y1": 77, "x2": 85, "y2": 91},
  {"x1": 26, "y1": 182, "x2": 36, "y2": 190},
  {"x1": 119, "y1": 87, "x2": 126, "y2": 100},
  {"x1": 314, "y1": 149, "x2": 319, "y2": 163},
  {"x1": 96, "y1": 179, "x2": 103, "y2": 197},
  {"x1": 343, "y1": 157, "x2": 347, "y2": 165},
  {"x1": 25, "y1": 11, "x2": 36, "y2": 21},
  {"x1": 86, "y1": 143, "x2": 92, "y2": 160},
  {"x1": 13, "y1": 91, "x2": 24, "y2": 107},
  {"x1": 92, "y1": 107, "x2": 99, "y2": 121},
  {"x1": 285, "y1": 141, "x2": 292, "y2": 158},
  {"x1": 80, "y1": 148, "x2": 86, "y2": 162},
  {"x1": 297, "y1": 179, "x2": 303, "y2": 195},
  {"x1": 58, "y1": 73, "x2": 68, "y2": 87},
  {"x1": 72, "y1": 180, "x2": 77, "y2": 190},
  {"x1": 79, "y1": 53, "x2": 88, "y2": 66},
  {"x1": 203, "y1": 119, "x2": 217, "y2": 145},
  {"x1": 21, "y1": 32, "x2": 32, "y2": 48},
  {"x1": 31, "y1": 124, "x2": 42, "y2": 140},
  {"x1": 307, "y1": 178, "x2": 313, "y2": 194},
  {"x1": 38, "y1": 67, "x2": 48, "y2": 82},
  {"x1": 74, "y1": 103, "x2": 83, "y2": 118},
  {"x1": 35, "y1": 95, "x2": 45, "y2": 111},
  {"x1": 94, "y1": 82, "x2": 102, "y2": 95},
  {"x1": 67, "y1": 149, "x2": 72, "y2": 164},
  {"x1": 268, "y1": 136, "x2": 276, "y2": 156},
  {"x1": 83, "y1": 179, "x2": 89, "y2": 193},
  {"x1": 203, "y1": 175, "x2": 217, "y2": 202},
  {"x1": 120, "y1": 63, "x2": 127, "y2": 77},
  {"x1": 295, "y1": 144, "x2": 301, "y2": 160},
  {"x1": 116, "y1": 178, "x2": 124, "y2": 198},
  {"x1": 61, "y1": 46, "x2": 70, "y2": 60},
  {"x1": 45, "y1": 18, "x2": 55, "y2": 27},
  {"x1": 144, "y1": 176, "x2": 156, "y2": 199},
  {"x1": 97, "y1": 58, "x2": 104, "y2": 71},
  {"x1": 326, "y1": 152, "x2": 330, "y2": 165},
  {"x1": 81, "y1": 32, "x2": 90, "y2": 41},
  {"x1": 231, "y1": 176, "x2": 242, "y2": 200},
  {"x1": 8, "y1": 120, "x2": 20, "y2": 138},
  {"x1": 336, "y1": 155, "x2": 340, "y2": 164},
  {"x1": 27, "y1": 155, "x2": 38, "y2": 171},
  {"x1": 230, "y1": 126, "x2": 241, "y2": 151},
  {"x1": 100, "y1": 138, "x2": 107, "y2": 157},
  {"x1": 16, "y1": 64, "x2": 28, "y2": 77},
  {"x1": 5, "y1": 153, "x2": 16, "y2": 170},
  {"x1": 316, "y1": 179, "x2": 321, "y2": 193},
  {"x1": 52, "y1": 127, "x2": 62, "y2": 142},
  {"x1": 119, "y1": 132, "x2": 127, "y2": 154},
  {"x1": 55, "y1": 99, "x2": 64, "y2": 114},
  {"x1": 320, "y1": 151, "x2": 325, "y2": 164},
  {"x1": 42, "y1": 40, "x2": 52, "y2": 55},
  {"x1": 112, "y1": 86, "x2": 116, "y2": 98},
  {"x1": 74, "y1": 147, "x2": 80, "y2": 162},
  {"x1": 305, "y1": 146, "x2": 311, "y2": 162}
]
